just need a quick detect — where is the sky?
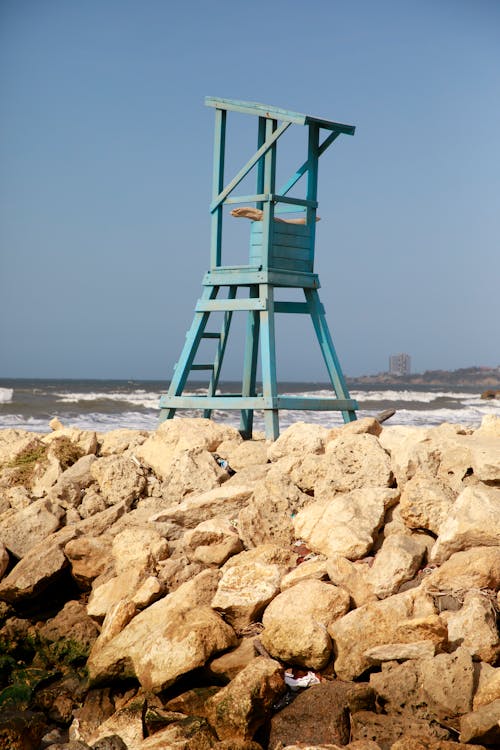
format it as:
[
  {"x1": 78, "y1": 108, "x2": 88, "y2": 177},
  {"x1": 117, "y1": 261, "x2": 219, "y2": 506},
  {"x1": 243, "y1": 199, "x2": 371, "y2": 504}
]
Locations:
[{"x1": 1, "y1": 0, "x2": 499, "y2": 381}]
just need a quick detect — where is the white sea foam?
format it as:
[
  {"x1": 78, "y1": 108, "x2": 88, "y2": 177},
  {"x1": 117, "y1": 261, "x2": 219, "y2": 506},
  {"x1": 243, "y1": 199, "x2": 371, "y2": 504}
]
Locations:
[
  {"x1": 55, "y1": 389, "x2": 161, "y2": 409},
  {"x1": 349, "y1": 390, "x2": 478, "y2": 403},
  {"x1": 0, "y1": 388, "x2": 13, "y2": 404}
]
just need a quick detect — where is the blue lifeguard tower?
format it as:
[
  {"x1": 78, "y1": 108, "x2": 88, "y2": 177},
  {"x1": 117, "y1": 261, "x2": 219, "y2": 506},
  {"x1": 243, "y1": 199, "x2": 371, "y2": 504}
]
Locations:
[{"x1": 159, "y1": 97, "x2": 358, "y2": 439}]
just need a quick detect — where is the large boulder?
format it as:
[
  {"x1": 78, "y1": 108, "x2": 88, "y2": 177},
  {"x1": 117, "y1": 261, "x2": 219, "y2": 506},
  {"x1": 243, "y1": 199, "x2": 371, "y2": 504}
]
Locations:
[
  {"x1": 134, "y1": 418, "x2": 241, "y2": 480},
  {"x1": 328, "y1": 588, "x2": 442, "y2": 680},
  {"x1": 211, "y1": 557, "x2": 283, "y2": 634},
  {"x1": 91, "y1": 454, "x2": 147, "y2": 506},
  {"x1": 268, "y1": 679, "x2": 375, "y2": 749},
  {"x1": 260, "y1": 579, "x2": 350, "y2": 669},
  {"x1": 237, "y1": 473, "x2": 310, "y2": 549},
  {"x1": 206, "y1": 656, "x2": 285, "y2": 741},
  {"x1": 317, "y1": 433, "x2": 393, "y2": 494},
  {"x1": 267, "y1": 422, "x2": 329, "y2": 461},
  {"x1": 422, "y1": 546, "x2": 500, "y2": 594},
  {"x1": 183, "y1": 517, "x2": 242, "y2": 566},
  {"x1": 399, "y1": 470, "x2": 456, "y2": 534},
  {"x1": 293, "y1": 488, "x2": 399, "y2": 560},
  {"x1": 0, "y1": 498, "x2": 65, "y2": 558},
  {"x1": 441, "y1": 590, "x2": 500, "y2": 663},
  {"x1": 430, "y1": 485, "x2": 500, "y2": 564},
  {"x1": 149, "y1": 484, "x2": 254, "y2": 538},
  {"x1": 87, "y1": 570, "x2": 236, "y2": 691},
  {"x1": 366, "y1": 533, "x2": 427, "y2": 599}
]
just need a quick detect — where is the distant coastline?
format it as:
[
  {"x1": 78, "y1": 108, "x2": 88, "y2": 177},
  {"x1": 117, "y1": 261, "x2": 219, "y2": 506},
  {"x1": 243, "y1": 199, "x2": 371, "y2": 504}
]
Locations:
[{"x1": 347, "y1": 366, "x2": 500, "y2": 388}]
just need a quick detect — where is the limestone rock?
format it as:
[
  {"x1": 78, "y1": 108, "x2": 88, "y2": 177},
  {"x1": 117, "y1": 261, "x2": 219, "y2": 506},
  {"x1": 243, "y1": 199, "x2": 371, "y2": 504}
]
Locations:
[
  {"x1": 378, "y1": 426, "x2": 435, "y2": 487},
  {"x1": 365, "y1": 640, "x2": 436, "y2": 664},
  {"x1": 42, "y1": 426, "x2": 98, "y2": 455},
  {"x1": 260, "y1": 579, "x2": 350, "y2": 669},
  {"x1": 157, "y1": 554, "x2": 206, "y2": 592},
  {"x1": 208, "y1": 637, "x2": 259, "y2": 682},
  {"x1": 206, "y1": 656, "x2": 285, "y2": 741},
  {"x1": 98, "y1": 429, "x2": 149, "y2": 456},
  {"x1": 328, "y1": 589, "x2": 441, "y2": 680},
  {"x1": 150, "y1": 484, "x2": 254, "y2": 536},
  {"x1": 334, "y1": 416, "x2": 383, "y2": 438},
  {"x1": 280, "y1": 557, "x2": 329, "y2": 591},
  {"x1": 326, "y1": 555, "x2": 376, "y2": 607},
  {"x1": 211, "y1": 558, "x2": 282, "y2": 633},
  {"x1": 319, "y1": 433, "x2": 393, "y2": 493},
  {"x1": 460, "y1": 699, "x2": 500, "y2": 745},
  {"x1": 237, "y1": 473, "x2": 310, "y2": 549},
  {"x1": 183, "y1": 517, "x2": 242, "y2": 566},
  {"x1": 0, "y1": 543, "x2": 9, "y2": 579},
  {"x1": 79, "y1": 487, "x2": 108, "y2": 518},
  {"x1": 86, "y1": 698, "x2": 146, "y2": 749},
  {"x1": 158, "y1": 447, "x2": 229, "y2": 504},
  {"x1": 0, "y1": 498, "x2": 64, "y2": 558},
  {"x1": 430, "y1": 485, "x2": 500, "y2": 564},
  {"x1": 88, "y1": 570, "x2": 235, "y2": 691},
  {"x1": 0, "y1": 527, "x2": 76, "y2": 602},
  {"x1": 139, "y1": 716, "x2": 218, "y2": 750},
  {"x1": 268, "y1": 679, "x2": 375, "y2": 749},
  {"x1": 399, "y1": 470, "x2": 456, "y2": 534},
  {"x1": 93, "y1": 598, "x2": 138, "y2": 650},
  {"x1": 419, "y1": 647, "x2": 475, "y2": 717},
  {"x1": 111, "y1": 525, "x2": 169, "y2": 575},
  {"x1": 87, "y1": 566, "x2": 151, "y2": 620},
  {"x1": 64, "y1": 535, "x2": 114, "y2": 588},
  {"x1": 441, "y1": 590, "x2": 500, "y2": 663},
  {"x1": 474, "y1": 667, "x2": 500, "y2": 709},
  {"x1": 293, "y1": 488, "x2": 398, "y2": 560},
  {"x1": 91, "y1": 454, "x2": 147, "y2": 506},
  {"x1": 267, "y1": 422, "x2": 329, "y2": 461},
  {"x1": 49, "y1": 454, "x2": 97, "y2": 507},
  {"x1": 219, "y1": 440, "x2": 268, "y2": 471},
  {"x1": 366, "y1": 533, "x2": 427, "y2": 599},
  {"x1": 350, "y1": 711, "x2": 450, "y2": 748},
  {"x1": 135, "y1": 418, "x2": 241, "y2": 480},
  {"x1": 38, "y1": 599, "x2": 100, "y2": 652},
  {"x1": 422, "y1": 546, "x2": 500, "y2": 594}
]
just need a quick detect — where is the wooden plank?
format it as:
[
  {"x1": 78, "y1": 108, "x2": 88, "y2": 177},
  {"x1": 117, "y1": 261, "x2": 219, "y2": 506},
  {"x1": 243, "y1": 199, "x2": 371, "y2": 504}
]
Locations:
[
  {"x1": 210, "y1": 121, "x2": 291, "y2": 212},
  {"x1": 159, "y1": 394, "x2": 275, "y2": 410},
  {"x1": 224, "y1": 193, "x2": 269, "y2": 205},
  {"x1": 274, "y1": 301, "x2": 313, "y2": 314},
  {"x1": 269, "y1": 257, "x2": 311, "y2": 273},
  {"x1": 196, "y1": 298, "x2": 267, "y2": 312},
  {"x1": 271, "y1": 194, "x2": 318, "y2": 209},
  {"x1": 205, "y1": 97, "x2": 355, "y2": 134},
  {"x1": 277, "y1": 396, "x2": 359, "y2": 410},
  {"x1": 270, "y1": 244, "x2": 312, "y2": 260},
  {"x1": 210, "y1": 108, "x2": 226, "y2": 268}
]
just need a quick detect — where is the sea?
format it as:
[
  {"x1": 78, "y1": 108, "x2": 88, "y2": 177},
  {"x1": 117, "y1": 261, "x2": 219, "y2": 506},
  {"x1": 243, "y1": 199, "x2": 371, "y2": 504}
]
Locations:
[{"x1": 0, "y1": 379, "x2": 497, "y2": 434}]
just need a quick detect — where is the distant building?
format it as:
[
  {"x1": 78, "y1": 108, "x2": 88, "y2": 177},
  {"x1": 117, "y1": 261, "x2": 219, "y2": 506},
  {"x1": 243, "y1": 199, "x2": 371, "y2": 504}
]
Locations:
[{"x1": 389, "y1": 353, "x2": 411, "y2": 376}]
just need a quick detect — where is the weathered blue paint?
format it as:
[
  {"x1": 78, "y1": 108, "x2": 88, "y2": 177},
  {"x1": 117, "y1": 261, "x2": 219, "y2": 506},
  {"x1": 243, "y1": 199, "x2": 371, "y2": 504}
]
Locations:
[{"x1": 159, "y1": 97, "x2": 358, "y2": 438}]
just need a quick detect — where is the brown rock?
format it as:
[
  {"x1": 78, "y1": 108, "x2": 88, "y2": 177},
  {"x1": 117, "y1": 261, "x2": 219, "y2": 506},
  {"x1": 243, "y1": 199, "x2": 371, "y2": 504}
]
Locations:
[
  {"x1": 459, "y1": 699, "x2": 500, "y2": 745},
  {"x1": 0, "y1": 709, "x2": 47, "y2": 750},
  {"x1": 268, "y1": 680, "x2": 375, "y2": 749},
  {"x1": 206, "y1": 656, "x2": 285, "y2": 741},
  {"x1": 350, "y1": 710, "x2": 450, "y2": 748}
]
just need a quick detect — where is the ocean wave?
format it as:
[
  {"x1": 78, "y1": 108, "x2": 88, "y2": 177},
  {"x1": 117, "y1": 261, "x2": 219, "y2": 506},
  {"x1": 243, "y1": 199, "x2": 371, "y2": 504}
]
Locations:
[
  {"x1": 0, "y1": 388, "x2": 14, "y2": 404},
  {"x1": 349, "y1": 390, "x2": 479, "y2": 403},
  {"x1": 55, "y1": 389, "x2": 161, "y2": 409}
]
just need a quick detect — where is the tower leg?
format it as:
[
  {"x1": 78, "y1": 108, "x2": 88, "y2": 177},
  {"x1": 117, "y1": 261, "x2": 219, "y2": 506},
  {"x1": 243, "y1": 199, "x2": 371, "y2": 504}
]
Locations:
[
  {"x1": 240, "y1": 285, "x2": 260, "y2": 438},
  {"x1": 159, "y1": 285, "x2": 218, "y2": 423},
  {"x1": 260, "y1": 285, "x2": 279, "y2": 440},
  {"x1": 203, "y1": 285, "x2": 236, "y2": 419},
  {"x1": 304, "y1": 287, "x2": 356, "y2": 423}
]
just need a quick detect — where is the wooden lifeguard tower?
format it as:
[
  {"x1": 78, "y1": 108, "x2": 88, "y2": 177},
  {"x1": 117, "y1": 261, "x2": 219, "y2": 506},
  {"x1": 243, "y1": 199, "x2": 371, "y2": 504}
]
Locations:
[{"x1": 159, "y1": 97, "x2": 358, "y2": 439}]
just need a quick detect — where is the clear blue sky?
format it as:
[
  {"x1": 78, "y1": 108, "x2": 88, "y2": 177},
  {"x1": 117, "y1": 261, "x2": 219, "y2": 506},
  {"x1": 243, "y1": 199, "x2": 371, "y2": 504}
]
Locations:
[{"x1": 1, "y1": 0, "x2": 499, "y2": 380}]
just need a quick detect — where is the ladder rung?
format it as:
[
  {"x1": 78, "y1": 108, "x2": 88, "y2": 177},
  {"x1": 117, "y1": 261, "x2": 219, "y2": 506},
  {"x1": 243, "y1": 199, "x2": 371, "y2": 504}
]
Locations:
[
  {"x1": 191, "y1": 364, "x2": 215, "y2": 371},
  {"x1": 202, "y1": 332, "x2": 221, "y2": 339}
]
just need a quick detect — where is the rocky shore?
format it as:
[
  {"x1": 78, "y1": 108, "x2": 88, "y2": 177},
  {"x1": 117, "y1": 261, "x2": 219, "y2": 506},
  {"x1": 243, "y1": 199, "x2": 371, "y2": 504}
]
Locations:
[{"x1": 0, "y1": 414, "x2": 499, "y2": 750}]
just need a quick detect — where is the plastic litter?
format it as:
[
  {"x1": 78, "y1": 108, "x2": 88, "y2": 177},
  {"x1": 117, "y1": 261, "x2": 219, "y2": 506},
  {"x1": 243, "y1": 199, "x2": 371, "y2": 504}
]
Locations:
[{"x1": 284, "y1": 670, "x2": 321, "y2": 691}]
